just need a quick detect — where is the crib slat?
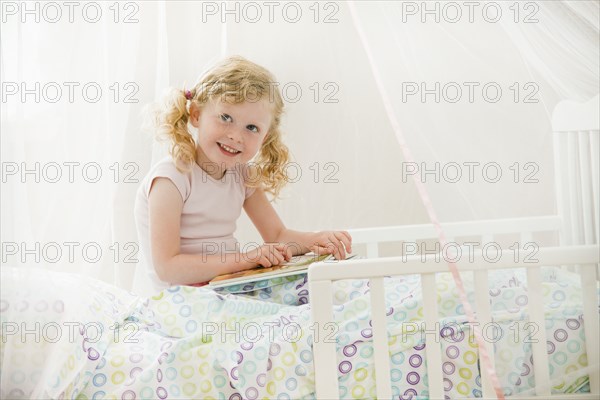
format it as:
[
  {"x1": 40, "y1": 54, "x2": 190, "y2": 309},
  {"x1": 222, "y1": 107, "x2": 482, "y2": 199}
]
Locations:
[
  {"x1": 578, "y1": 131, "x2": 594, "y2": 245},
  {"x1": 369, "y1": 277, "x2": 392, "y2": 399},
  {"x1": 590, "y1": 131, "x2": 600, "y2": 278},
  {"x1": 555, "y1": 131, "x2": 572, "y2": 245},
  {"x1": 526, "y1": 266, "x2": 551, "y2": 396},
  {"x1": 366, "y1": 242, "x2": 379, "y2": 258},
  {"x1": 589, "y1": 131, "x2": 599, "y2": 244},
  {"x1": 567, "y1": 132, "x2": 583, "y2": 244},
  {"x1": 421, "y1": 273, "x2": 444, "y2": 399},
  {"x1": 580, "y1": 264, "x2": 599, "y2": 395},
  {"x1": 309, "y1": 279, "x2": 339, "y2": 399},
  {"x1": 520, "y1": 231, "x2": 532, "y2": 244},
  {"x1": 474, "y1": 269, "x2": 496, "y2": 398},
  {"x1": 481, "y1": 234, "x2": 493, "y2": 244}
]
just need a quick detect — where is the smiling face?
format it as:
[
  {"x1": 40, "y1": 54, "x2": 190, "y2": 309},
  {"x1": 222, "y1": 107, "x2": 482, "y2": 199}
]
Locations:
[{"x1": 189, "y1": 97, "x2": 273, "y2": 180}]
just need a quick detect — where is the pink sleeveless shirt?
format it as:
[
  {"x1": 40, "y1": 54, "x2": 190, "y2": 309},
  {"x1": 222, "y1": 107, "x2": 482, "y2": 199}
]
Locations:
[{"x1": 133, "y1": 156, "x2": 256, "y2": 295}]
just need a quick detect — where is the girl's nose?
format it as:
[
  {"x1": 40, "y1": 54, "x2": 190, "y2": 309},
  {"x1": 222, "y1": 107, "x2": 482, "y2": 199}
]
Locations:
[{"x1": 227, "y1": 127, "x2": 243, "y2": 143}]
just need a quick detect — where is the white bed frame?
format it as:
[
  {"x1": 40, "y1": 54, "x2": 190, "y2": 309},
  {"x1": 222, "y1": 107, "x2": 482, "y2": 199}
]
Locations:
[
  {"x1": 309, "y1": 96, "x2": 600, "y2": 400},
  {"x1": 309, "y1": 220, "x2": 599, "y2": 399}
]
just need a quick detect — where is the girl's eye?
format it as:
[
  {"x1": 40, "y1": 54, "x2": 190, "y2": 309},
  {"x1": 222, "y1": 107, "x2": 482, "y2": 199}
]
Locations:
[
  {"x1": 220, "y1": 114, "x2": 232, "y2": 122},
  {"x1": 247, "y1": 125, "x2": 259, "y2": 133}
]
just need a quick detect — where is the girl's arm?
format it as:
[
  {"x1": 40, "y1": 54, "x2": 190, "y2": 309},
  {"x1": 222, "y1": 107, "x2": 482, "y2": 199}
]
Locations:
[
  {"x1": 243, "y1": 187, "x2": 310, "y2": 256},
  {"x1": 243, "y1": 187, "x2": 353, "y2": 259},
  {"x1": 148, "y1": 177, "x2": 257, "y2": 284}
]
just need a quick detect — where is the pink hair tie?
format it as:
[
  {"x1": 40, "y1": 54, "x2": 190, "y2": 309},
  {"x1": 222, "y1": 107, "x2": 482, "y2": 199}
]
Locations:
[{"x1": 184, "y1": 90, "x2": 193, "y2": 100}]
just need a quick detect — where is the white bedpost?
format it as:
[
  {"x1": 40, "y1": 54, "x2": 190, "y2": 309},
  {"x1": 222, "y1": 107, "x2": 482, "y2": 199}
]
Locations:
[
  {"x1": 308, "y1": 278, "x2": 339, "y2": 399},
  {"x1": 551, "y1": 94, "x2": 600, "y2": 253},
  {"x1": 421, "y1": 272, "x2": 444, "y2": 399},
  {"x1": 369, "y1": 277, "x2": 392, "y2": 398}
]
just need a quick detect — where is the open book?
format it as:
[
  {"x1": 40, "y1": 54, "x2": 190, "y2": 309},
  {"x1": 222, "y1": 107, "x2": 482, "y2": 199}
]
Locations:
[{"x1": 208, "y1": 252, "x2": 358, "y2": 288}]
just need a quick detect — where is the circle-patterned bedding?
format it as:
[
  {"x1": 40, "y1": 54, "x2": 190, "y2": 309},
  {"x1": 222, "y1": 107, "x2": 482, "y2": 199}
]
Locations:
[{"x1": 0, "y1": 266, "x2": 592, "y2": 399}]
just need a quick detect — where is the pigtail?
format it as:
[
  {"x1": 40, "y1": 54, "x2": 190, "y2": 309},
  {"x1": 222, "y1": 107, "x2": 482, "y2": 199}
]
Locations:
[
  {"x1": 248, "y1": 125, "x2": 291, "y2": 201},
  {"x1": 150, "y1": 88, "x2": 196, "y2": 173}
]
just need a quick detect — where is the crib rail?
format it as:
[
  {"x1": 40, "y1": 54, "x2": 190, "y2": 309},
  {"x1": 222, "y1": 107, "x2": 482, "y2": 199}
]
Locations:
[
  {"x1": 347, "y1": 216, "x2": 561, "y2": 258},
  {"x1": 308, "y1": 245, "x2": 600, "y2": 400}
]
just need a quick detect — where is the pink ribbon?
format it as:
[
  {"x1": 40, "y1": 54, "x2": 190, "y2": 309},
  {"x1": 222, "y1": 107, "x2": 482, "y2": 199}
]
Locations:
[{"x1": 347, "y1": 3, "x2": 505, "y2": 399}]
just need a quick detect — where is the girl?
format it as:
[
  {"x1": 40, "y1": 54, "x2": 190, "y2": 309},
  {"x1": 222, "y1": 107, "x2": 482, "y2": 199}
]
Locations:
[{"x1": 133, "y1": 56, "x2": 352, "y2": 296}]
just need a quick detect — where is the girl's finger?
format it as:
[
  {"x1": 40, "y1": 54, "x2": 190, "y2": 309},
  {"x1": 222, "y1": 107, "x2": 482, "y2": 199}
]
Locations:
[
  {"x1": 326, "y1": 236, "x2": 344, "y2": 260},
  {"x1": 325, "y1": 241, "x2": 342, "y2": 260},
  {"x1": 261, "y1": 257, "x2": 272, "y2": 268},
  {"x1": 311, "y1": 245, "x2": 330, "y2": 256},
  {"x1": 283, "y1": 247, "x2": 292, "y2": 261},
  {"x1": 341, "y1": 231, "x2": 352, "y2": 252},
  {"x1": 274, "y1": 249, "x2": 285, "y2": 262},
  {"x1": 271, "y1": 249, "x2": 281, "y2": 264},
  {"x1": 274, "y1": 244, "x2": 290, "y2": 260},
  {"x1": 332, "y1": 232, "x2": 351, "y2": 256}
]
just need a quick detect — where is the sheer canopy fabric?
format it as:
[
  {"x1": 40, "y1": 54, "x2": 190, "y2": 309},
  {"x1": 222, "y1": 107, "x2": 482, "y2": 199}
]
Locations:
[{"x1": 1, "y1": 1, "x2": 598, "y2": 288}]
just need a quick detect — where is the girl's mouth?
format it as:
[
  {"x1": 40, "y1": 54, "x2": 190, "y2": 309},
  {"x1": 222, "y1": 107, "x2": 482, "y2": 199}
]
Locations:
[{"x1": 217, "y1": 142, "x2": 241, "y2": 156}]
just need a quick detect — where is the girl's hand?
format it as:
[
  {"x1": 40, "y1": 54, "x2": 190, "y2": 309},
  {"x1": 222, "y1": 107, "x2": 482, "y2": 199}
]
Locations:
[
  {"x1": 245, "y1": 243, "x2": 290, "y2": 268},
  {"x1": 306, "y1": 231, "x2": 352, "y2": 260}
]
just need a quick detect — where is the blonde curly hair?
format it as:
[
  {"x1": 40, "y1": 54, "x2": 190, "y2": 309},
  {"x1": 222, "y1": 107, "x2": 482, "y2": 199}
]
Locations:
[{"x1": 148, "y1": 55, "x2": 290, "y2": 200}]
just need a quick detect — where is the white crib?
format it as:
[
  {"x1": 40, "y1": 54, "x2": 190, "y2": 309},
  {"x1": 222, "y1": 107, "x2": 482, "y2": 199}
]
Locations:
[
  {"x1": 309, "y1": 221, "x2": 598, "y2": 399},
  {"x1": 309, "y1": 95, "x2": 600, "y2": 400}
]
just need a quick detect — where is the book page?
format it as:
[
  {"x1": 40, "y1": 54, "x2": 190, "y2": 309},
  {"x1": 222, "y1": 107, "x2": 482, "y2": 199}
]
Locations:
[{"x1": 209, "y1": 253, "x2": 331, "y2": 285}]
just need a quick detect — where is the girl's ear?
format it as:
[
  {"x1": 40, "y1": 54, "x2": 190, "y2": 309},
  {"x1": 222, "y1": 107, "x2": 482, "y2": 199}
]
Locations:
[{"x1": 189, "y1": 102, "x2": 201, "y2": 127}]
